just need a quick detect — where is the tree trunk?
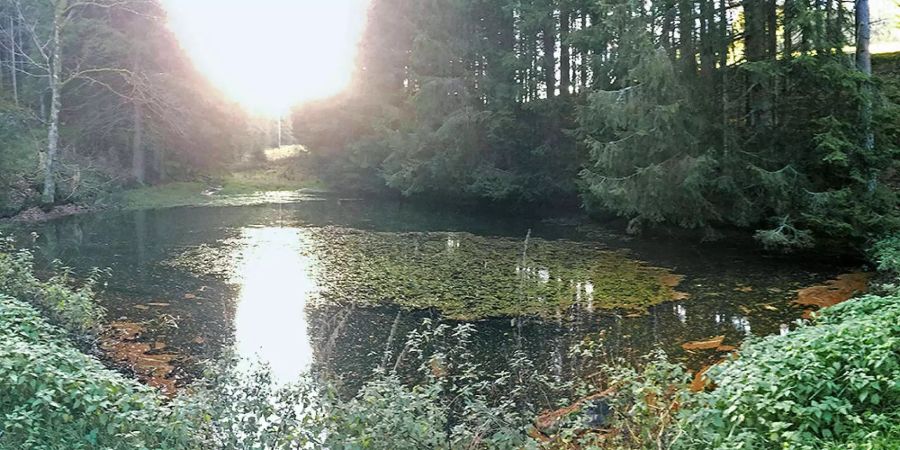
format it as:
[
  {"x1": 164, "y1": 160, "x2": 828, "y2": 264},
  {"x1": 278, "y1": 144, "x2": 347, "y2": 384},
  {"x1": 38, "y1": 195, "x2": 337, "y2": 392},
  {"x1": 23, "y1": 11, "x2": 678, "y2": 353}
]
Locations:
[
  {"x1": 42, "y1": 17, "x2": 62, "y2": 205},
  {"x1": 744, "y1": 0, "x2": 771, "y2": 128},
  {"x1": 744, "y1": 0, "x2": 767, "y2": 62},
  {"x1": 277, "y1": 116, "x2": 282, "y2": 147},
  {"x1": 542, "y1": 13, "x2": 556, "y2": 98},
  {"x1": 662, "y1": 0, "x2": 676, "y2": 58},
  {"x1": 784, "y1": 0, "x2": 795, "y2": 59},
  {"x1": 678, "y1": 0, "x2": 696, "y2": 72},
  {"x1": 492, "y1": 2, "x2": 515, "y2": 104},
  {"x1": 580, "y1": 13, "x2": 588, "y2": 89},
  {"x1": 699, "y1": 0, "x2": 716, "y2": 77},
  {"x1": 855, "y1": 0, "x2": 871, "y2": 76},
  {"x1": 766, "y1": 0, "x2": 777, "y2": 57},
  {"x1": 131, "y1": 100, "x2": 145, "y2": 184},
  {"x1": 559, "y1": 6, "x2": 571, "y2": 96},
  {"x1": 8, "y1": 16, "x2": 18, "y2": 106},
  {"x1": 825, "y1": 0, "x2": 834, "y2": 50},
  {"x1": 719, "y1": 0, "x2": 728, "y2": 68},
  {"x1": 836, "y1": 0, "x2": 845, "y2": 52},
  {"x1": 856, "y1": 0, "x2": 874, "y2": 156},
  {"x1": 814, "y1": 0, "x2": 826, "y2": 52}
]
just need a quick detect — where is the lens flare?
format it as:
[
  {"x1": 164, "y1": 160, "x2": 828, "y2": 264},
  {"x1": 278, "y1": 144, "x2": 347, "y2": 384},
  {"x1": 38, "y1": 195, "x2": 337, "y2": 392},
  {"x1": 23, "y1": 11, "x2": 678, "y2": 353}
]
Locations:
[{"x1": 161, "y1": 0, "x2": 370, "y2": 116}]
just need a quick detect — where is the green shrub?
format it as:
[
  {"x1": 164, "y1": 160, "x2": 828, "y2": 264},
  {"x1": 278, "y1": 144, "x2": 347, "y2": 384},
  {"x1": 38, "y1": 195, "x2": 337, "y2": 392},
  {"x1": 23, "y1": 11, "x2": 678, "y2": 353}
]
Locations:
[
  {"x1": 0, "y1": 235, "x2": 105, "y2": 340},
  {"x1": 871, "y1": 235, "x2": 900, "y2": 274},
  {"x1": 186, "y1": 354, "x2": 326, "y2": 449},
  {"x1": 0, "y1": 296, "x2": 198, "y2": 450},
  {"x1": 676, "y1": 294, "x2": 900, "y2": 450},
  {"x1": 189, "y1": 322, "x2": 547, "y2": 449}
]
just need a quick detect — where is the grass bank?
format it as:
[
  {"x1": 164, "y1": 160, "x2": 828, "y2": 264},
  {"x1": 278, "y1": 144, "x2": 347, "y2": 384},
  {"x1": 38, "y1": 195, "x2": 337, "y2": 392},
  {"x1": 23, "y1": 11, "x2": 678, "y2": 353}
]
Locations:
[{"x1": 112, "y1": 154, "x2": 325, "y2": 211}]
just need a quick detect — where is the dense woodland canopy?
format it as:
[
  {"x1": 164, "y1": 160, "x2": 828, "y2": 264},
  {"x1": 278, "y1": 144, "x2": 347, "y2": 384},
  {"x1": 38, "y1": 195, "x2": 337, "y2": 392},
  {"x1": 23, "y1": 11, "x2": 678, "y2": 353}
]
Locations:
[
  {"x1": 294, "y1": 0, "x2": 899, "y2": 250},
  {"x1": 0, "y1": 0, "x2": 895, "y2": 252}
]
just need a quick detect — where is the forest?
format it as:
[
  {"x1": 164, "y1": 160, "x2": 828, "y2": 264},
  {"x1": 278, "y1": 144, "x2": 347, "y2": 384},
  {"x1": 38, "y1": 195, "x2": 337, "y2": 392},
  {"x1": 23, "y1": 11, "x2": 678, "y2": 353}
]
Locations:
[
  {"x1": 0, "y1": 0, "x2": 896, "y2": 250},
  {"x1": 0, "y1": 0, "x2": 899, "y2": 449},
  {"x1": 295, "y1": 0, "x2": 899, "y2": 251},
  {"x1": 0, "y1": 0, "x2": 273, "y2": 214}
]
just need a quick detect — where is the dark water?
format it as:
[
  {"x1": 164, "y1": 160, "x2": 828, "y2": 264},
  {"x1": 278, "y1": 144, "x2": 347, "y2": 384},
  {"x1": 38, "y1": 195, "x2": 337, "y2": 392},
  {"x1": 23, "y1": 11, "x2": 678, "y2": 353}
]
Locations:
[{"x1": 9, "y1": 197, "x2": 853, "y2": 390}]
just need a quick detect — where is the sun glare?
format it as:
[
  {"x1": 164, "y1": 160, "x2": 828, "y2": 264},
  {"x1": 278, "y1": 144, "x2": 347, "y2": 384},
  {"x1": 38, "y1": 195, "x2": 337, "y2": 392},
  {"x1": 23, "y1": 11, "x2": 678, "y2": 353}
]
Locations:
[{"x1": 161, "y1": 0, "x2": 370, "y2": 116}]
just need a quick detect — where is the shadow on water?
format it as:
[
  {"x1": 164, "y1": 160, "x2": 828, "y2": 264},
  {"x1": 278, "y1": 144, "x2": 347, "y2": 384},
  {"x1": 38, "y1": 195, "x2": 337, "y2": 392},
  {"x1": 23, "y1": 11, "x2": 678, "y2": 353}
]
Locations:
[{"x1": 10, "y1": 197, "x2": 856, "y2": 392}]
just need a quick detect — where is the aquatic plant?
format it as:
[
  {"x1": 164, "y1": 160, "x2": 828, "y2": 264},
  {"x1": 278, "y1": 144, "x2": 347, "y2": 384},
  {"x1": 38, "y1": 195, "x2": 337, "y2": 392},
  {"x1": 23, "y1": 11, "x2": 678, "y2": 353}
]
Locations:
[{"x1": 307, "y1": 228, "x2": 685, "y2": 319}]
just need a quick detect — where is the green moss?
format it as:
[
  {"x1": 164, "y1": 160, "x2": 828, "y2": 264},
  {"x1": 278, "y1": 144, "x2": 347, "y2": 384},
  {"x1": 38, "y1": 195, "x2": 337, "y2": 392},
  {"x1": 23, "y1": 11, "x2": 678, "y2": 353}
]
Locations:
[{"x1": 307, "y1": 228, "x2": 684, "y2": 319}]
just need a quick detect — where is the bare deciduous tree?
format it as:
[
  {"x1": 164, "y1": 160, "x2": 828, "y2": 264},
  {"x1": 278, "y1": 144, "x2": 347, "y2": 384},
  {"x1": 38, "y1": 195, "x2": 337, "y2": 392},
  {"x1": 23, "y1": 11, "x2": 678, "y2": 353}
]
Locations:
[{"x1": 2, "y1": 0, "x2": 142, "y2": 204}]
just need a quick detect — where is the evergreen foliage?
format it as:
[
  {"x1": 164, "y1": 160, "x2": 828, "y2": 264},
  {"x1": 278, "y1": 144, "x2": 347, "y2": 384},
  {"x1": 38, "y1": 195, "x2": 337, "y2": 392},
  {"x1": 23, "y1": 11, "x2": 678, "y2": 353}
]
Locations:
[{"x1": 292, "y1": 0, "x2": 899, "y2": 249}]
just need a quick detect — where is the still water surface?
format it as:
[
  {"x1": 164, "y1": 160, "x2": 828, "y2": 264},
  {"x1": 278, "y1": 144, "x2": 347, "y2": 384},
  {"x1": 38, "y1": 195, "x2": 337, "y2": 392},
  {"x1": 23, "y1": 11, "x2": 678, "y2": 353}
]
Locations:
[{"x1": 13, "y1": 197, "x2": 852, "y2": 389}]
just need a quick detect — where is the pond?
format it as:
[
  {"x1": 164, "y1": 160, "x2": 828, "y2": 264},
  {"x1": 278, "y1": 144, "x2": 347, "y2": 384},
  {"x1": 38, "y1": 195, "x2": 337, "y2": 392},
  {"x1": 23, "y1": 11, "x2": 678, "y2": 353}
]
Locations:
[{"x1": 11, "y1": 195, "x2": 856, "y2": 393}]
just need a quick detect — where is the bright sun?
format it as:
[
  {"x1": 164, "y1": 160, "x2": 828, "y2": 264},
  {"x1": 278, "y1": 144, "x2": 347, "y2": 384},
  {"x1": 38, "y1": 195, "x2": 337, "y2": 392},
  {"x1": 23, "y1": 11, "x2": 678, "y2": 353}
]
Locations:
[{"x1": 161, "y1": 0, "x2": 370, "y2": 116}]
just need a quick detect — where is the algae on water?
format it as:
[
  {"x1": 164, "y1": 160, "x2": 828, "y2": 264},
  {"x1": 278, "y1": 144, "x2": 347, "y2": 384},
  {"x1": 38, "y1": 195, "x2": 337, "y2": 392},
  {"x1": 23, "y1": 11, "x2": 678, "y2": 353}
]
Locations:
[
  {"x1": 164, "y1": 226, "x2": 687, "y2": 320},
  {"x1": 306, "y1": 228, "x2": 685, "y2": 319}
]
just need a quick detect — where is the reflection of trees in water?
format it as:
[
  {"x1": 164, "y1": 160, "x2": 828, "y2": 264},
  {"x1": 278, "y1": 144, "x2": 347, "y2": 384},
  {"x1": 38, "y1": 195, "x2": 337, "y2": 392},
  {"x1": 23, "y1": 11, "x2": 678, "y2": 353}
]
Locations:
[
  {"x1": 305, "y1": 303, "x2": 651, "y2": 398},
  {"x1": 304, "y1": 294, "x2": 790, "y2": 400},
  {"x1": 21, "y1": 209, "x2": 241, "y2": 381}
]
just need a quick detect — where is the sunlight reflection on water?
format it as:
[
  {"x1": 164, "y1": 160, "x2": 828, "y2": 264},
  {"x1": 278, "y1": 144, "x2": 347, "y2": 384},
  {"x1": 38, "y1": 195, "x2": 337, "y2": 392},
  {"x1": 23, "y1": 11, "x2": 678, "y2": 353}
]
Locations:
[{"x1": 231, "y1": 227, "x2": 318, "y2": 381}]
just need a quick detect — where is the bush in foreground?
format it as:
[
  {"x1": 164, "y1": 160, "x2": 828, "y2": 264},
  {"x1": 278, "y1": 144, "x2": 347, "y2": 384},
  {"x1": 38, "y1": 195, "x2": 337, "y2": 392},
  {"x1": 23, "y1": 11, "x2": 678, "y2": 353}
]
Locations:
[
  {"x1": 677, "y1": 292, "x2": 900, "y2": 450},
  {"x1": 0, "y1": 296, "x2": 198, "y2": 450},
  {"x1": 0, "y1": 235, "x2": 105, "y2": 341}
]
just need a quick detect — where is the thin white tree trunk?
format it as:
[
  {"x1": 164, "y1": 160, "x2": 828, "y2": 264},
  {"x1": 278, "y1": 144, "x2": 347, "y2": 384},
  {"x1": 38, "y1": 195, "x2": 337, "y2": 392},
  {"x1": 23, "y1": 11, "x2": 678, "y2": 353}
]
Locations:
[
  {"x1": 42, "y1": 16, "x2": 61, "y2": 205},
  {"x1": 132, "y1": 100, "x2": 144, "y2": 183},
  {"x1": 855, "y1": 0, "x2": 871, "y2": 76},
  {"x1": 855, "y1": 0, "x2": 877, "y2": 196},
  {"x1": 9, "y1": 16, "x2": 18, "y2": 106}
]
